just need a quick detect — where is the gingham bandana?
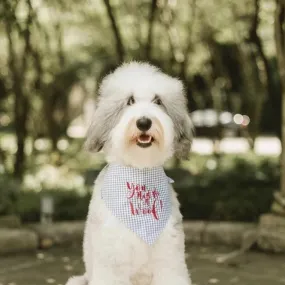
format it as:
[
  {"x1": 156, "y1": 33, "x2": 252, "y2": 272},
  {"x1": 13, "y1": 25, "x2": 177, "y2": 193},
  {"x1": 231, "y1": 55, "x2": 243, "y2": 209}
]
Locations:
[{"x1": 101, "y1": 163, "x2": 173, "y2": 245}]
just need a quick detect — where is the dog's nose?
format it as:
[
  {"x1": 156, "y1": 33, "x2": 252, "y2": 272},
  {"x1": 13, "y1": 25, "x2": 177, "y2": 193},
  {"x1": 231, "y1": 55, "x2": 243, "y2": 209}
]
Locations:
[{"x1": 136, "y1": 117, "x2": 152, "y2": 131}]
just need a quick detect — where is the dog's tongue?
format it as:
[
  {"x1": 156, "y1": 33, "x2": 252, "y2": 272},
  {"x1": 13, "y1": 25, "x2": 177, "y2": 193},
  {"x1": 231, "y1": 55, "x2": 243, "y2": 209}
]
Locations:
[{"x1": 139, "y1": 134, "x2": 151, "y2": 143}]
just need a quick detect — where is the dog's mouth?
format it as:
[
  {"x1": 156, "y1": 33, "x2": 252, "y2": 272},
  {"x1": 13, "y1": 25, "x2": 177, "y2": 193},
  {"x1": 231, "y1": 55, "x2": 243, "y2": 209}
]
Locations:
[{"x1": 136, "y1": 134, "x2": 154, "y2": 148}]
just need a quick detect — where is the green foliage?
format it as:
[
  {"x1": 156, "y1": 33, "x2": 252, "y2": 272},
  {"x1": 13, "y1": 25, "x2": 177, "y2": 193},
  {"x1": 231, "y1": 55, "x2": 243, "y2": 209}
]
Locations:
[
  {"x1": 52, "y1": 190, "x2": 91, "y2": 221},
  {"x1": 15, "y1": 191, "x2": 40, "y2": 223},
  {"x1": 16, "y1": 190, "x2": 91, "y2": 223},
  {"x1": 169, "y1": 157, "x2": 278, "y2": 222},
  {"x1": 0, "y1": 175, "x2": 20, "y2": 215},
  {"x1": 0, "y1": 156, "x2": 278, "y2": 223},
  {"x1": 0, "y1": 0, "x2": 282, "y2": 220},
  {"x1": 0, "y1": 0, "x2": 282, "y2": 180}
]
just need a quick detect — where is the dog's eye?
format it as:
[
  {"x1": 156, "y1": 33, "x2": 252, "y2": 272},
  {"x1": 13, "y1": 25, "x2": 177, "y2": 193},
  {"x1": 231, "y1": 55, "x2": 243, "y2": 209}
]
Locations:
[
  {"x1": 153, "y1": 96, "x2": 162, "y2": 106},
  {"x1": 127, "y1": 96, "x2": 135, "y2": 106}
]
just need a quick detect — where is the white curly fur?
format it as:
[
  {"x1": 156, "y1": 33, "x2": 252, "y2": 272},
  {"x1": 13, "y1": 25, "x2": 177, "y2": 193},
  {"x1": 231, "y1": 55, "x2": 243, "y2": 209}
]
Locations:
[{"x1": 66, "y1": 62, "x2": 192, "y2": 285}]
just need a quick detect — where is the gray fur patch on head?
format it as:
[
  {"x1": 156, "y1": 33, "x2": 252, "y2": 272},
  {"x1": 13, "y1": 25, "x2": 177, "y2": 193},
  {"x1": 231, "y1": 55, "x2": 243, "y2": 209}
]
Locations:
[
  {"x1": 84, "y1": 96, "x2": 125, "y2": 152},
  {"x1": 162, "y1": 82, "x2": 194, "y2": 159},
  {"x1": 173, "y1": 112, "x2": 194, "y2": 159}
]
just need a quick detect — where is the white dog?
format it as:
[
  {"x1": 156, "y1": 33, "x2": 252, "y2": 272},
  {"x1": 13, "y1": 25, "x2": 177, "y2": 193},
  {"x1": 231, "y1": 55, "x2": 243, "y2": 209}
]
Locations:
[{"x1": 66, "y1": 62, "x2": 193, "y2": 285}]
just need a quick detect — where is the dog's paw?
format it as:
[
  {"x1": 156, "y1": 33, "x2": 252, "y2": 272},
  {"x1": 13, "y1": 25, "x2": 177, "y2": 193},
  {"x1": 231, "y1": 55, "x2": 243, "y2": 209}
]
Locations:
[{"x1": 65, "y1": 275, "x2": 87, "y2": 285}]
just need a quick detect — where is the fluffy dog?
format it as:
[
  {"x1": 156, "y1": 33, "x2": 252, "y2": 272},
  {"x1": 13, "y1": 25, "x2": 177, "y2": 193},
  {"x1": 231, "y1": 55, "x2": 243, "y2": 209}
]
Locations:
[{"x1": 66, "y1": 62, "x2": 193, "y2": 285}]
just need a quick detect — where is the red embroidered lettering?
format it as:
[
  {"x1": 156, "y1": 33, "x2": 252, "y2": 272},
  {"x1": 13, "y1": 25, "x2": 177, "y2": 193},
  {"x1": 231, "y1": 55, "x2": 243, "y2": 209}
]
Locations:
[
  {"x1": 126, "y1": 182, "x2": 135, "y2": 198},
  {"x1": 129, "y1": 202, "x2": 136, "y2": 215},
  {"x1": 152, "y1": 200, "x2": 159, "y2": 220}
]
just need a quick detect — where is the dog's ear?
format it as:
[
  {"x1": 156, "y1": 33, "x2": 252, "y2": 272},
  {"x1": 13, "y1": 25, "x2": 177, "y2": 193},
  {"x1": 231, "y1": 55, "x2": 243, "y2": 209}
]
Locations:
[
  {"x1": 163, "y1": 78, "x2": 194, "y2": 159},
  {"x1": 84, "y1": 96, "x2": 125, "y2": 152},
  {"x1": 174, "y1": 112, "x2": 194, "y2": 159},
  {"x1": 84, "y1": 101, "x2": 106, "y2": 152}
]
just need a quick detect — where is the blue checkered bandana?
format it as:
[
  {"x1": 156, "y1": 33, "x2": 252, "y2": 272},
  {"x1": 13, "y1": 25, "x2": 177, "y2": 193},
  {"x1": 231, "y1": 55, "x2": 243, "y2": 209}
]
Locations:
[{"x1": 101, "y1": 163, "x2": 173, "y2": 245}]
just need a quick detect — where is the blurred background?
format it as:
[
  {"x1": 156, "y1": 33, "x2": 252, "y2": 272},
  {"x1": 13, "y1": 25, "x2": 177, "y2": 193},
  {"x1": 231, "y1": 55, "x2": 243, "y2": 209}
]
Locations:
[
  {"x1": 0, "y1": 0, "x2": 283, "y2": 223},
  {"x1": 1, "y1": 0, "x2": 285, "y2": 284}
]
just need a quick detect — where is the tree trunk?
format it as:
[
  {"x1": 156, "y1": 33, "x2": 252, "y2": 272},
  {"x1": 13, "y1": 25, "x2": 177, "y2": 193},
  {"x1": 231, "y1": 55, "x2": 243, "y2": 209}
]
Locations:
[
  {"x1": 249, "y1": 0, "x2": 273, "y2": 97},
  {"x1": 3, "y1": 0, "x2": 35, "y2": 180},
  {"x1": 246, "y1": 0, "x2": 269, "y2": 147},
  {"x1": 103, "y1": 0, "x2": 125, "y2": 63},
  {"x1": 13, "y1": 91, "x2": 29, "y2": 180},
  {"x1": 179, "y1": 0, "x2": 196, "y2": 81},
  {"x1": 275, "y1": 0, "x2": 285, "y2": 196},
  {"x1": 159, "y1": 5, "x2": 176, "y2": 69},
  {"x1": 4, "y1": 3, "x2": 25, "y2": 180},
  {"x1": 145, "y1": 0, "x2": 158, "y2": 60},
  {"x1": 14, "y1": 121, "x2": 28, "y2": 179}
]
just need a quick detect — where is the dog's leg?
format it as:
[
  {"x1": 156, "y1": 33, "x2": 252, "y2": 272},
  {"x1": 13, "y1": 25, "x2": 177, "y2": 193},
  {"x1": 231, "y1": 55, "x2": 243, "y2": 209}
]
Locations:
[
  {"x1": 65, "y1": 274, "x2": 87, "y2": 285},
  {"x1": 88, "y1": 226, "x2": 134, "y2": 285},
  {"x1": 151, "y1": 223, "x2": 191, "y2": 285},
  {"x1": 89, "y1": 264, "x2": 132, "y2": 285},
  {"x1": 151, "y1": 256, "x2": 191, "y2": 285}
]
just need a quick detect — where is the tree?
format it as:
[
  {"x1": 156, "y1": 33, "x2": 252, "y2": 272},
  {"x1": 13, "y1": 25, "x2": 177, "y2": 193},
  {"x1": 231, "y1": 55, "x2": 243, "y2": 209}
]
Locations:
[
  {"x1": 0, "y1": 0, "x2": 283, "y2": 180},
  {"x1": 2, "y1": 0, "x2": 35, "y2": 179},
  {"x1": 246, "y1": 0, "x2": 270, "y2": 145},
  {"x1": 145, "y1": 0, "x2": 158, "y2": 60},
  {"x1": 272, "y1": 0, "x2": 285, "y2": 214},
  {"x1": 102, "y1": 0, "x2": 125, "y2": 63},
  {"x1": 1, "y1": 0, "x2": 91, "y2": 177}
]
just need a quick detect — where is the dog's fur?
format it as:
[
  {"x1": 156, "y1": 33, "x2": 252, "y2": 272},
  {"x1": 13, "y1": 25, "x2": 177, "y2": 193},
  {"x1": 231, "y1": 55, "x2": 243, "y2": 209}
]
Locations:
[{"x1": 66, "y1": 62, "x2": 193, "y2": 285}]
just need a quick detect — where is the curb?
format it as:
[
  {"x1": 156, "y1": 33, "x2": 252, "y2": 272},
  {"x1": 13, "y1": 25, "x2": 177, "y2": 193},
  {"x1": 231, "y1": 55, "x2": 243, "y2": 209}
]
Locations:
[
  {"x1": 0, "y1": 229, "x2": 38, "y2": 255},
  {"x1": 183, "y1": 221, "x2": 257, "y2": 247},
  {"x1": 28, "y1": 222, "x2": 85, "y2": 249},
  {"x1": 0, "y1": 221, "x2": 259, "y2": 255},
  {"x1": 257, "y1": 214, "x2": 285, "y2": 253},
  {"x1": 2, "y1": 218, "x2": 285, "y2": 255}
]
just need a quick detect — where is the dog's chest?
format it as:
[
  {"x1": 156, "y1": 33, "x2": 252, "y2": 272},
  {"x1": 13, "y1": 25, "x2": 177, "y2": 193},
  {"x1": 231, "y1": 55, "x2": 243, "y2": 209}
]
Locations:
[{"x1": 100, "y1": 164, "x2": 173, "y2": 245}]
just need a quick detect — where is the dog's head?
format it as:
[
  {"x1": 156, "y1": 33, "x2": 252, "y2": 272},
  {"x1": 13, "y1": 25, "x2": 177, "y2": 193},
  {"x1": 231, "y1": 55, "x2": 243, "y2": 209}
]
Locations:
[{"x1": 85, "y1": 62, "x2": 193, "y2": 168}]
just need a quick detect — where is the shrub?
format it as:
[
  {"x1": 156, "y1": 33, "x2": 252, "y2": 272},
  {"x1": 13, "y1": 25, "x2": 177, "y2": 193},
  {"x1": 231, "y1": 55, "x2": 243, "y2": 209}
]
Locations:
[
  {"x1": 52, "y1": 190, "x2": 91, "y2": 221},
  {"x1": 16, "y1": 191, "x2": 40, "y2": 223},
  {"x1": 167, "y1": 157, "x2": 278, "y2": 222},
  {"x1": 0, "y1": 174, "x2": 20, "y2": 215},
  {"x1": 0, "y1": 156, "x2": 279, "y2": 223},
  {"x1": 16, "y1": 190, "x2": 91, "y2": 223}
]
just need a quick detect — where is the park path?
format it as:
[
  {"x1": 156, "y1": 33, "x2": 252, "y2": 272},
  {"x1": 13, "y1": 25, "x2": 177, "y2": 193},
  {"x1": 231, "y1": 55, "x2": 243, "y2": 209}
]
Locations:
[{"x1": 0, "y1": 245, "x2": 285, "y2": 285}]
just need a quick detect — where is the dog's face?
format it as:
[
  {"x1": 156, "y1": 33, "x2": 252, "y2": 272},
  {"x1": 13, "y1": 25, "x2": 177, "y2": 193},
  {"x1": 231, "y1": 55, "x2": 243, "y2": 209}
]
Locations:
[{"x1": 85, "y1": 62, "x2": 193, "y2": 168}]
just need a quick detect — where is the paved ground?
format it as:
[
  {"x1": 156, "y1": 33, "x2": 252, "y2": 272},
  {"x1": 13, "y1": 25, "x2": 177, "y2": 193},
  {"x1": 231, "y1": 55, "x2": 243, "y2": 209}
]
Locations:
[{"x1": 0, "y1": 245, "x2": 285, "y2": 285}]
